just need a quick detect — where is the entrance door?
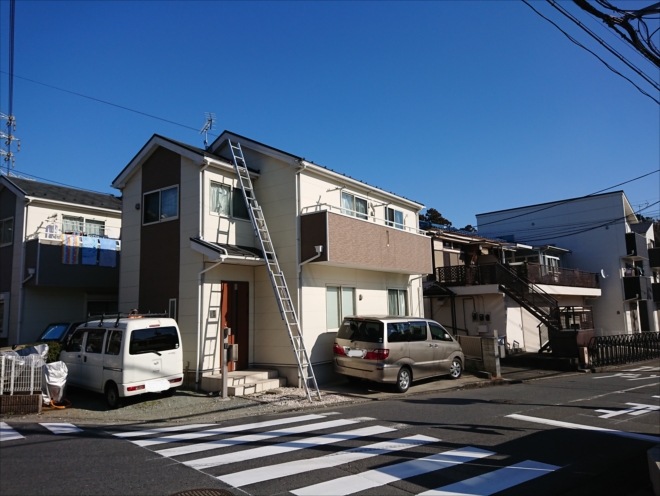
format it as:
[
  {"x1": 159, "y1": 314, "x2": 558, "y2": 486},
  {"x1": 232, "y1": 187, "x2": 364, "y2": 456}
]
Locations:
[{"x1": 221, "y1": 281, "x2": 249, "y2": 371}]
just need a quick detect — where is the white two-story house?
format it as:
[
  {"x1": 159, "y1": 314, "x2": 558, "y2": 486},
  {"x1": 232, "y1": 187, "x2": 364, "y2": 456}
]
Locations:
[{"x1": 111, "y1": 132, "x2": 431, "y2": 391}]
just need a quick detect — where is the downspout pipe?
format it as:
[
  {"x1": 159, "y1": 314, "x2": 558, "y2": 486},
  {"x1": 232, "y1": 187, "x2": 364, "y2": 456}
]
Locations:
[
  {"x1": 196, "y1": 248, "x2": 227, "y2": 387},
  {"x1": 295, "y1": 160, "x2": 307, "y2": 327},
  {"x1": 16, "y1": 197, "x2": 31, "y2": 345}
]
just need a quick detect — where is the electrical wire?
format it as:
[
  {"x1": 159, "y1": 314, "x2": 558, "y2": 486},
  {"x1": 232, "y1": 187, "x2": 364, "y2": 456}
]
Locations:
[
  {"x1": 477, "y1": 168, "x2": 659, "y2": 228},
  {"x1": 0, "y1": 70, "x2": 211, "y2": 135},
  {"x1": 522, "y1": 0, "x2": 660, "y2": 105},
  {"x1": 547, "y1": 0, "x2": 660, "y2": 92}
]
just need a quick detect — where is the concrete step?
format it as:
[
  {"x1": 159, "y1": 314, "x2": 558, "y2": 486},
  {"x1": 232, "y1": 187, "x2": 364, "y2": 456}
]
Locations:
[{"x1": 229, "y1": 377, "x2": 287, "y2": 396}]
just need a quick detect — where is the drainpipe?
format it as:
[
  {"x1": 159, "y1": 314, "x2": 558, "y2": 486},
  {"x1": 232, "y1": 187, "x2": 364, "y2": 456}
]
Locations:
[
  {"x1": 16, "y1": 198, "x2": 31, "y2": 345},
  {"x1": 196, "y1": 248, "x2": 227, "y2": 388},
  {"x1": 407, "y1": 274, "x2": 424, "y2": 317},
  {"x1": 295, "y1": 160, "x2": 307, "y2": 328},
  {"x1": 199, "y1": 160, "x2": 211, "y2": 240}
]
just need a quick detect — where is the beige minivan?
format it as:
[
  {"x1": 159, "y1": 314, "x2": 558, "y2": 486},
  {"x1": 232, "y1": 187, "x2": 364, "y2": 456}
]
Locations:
[{"x1": 333, "y1": 316, "x2": 464, "y2": 393}]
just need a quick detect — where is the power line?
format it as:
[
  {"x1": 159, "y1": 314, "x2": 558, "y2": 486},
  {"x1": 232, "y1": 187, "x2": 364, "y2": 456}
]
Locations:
[
  {"x1": 522, "y1": 0, "x2": 660, "y2": 105},
  {"x1": 547, "y1": 0, "x2": 660, "y2": 92},
  {"x1": 0, "y1": 70, "x2": 212, "y2": 135},
  {"x1": 477, "y1": 168, "x2": 660, "y2": 228}
]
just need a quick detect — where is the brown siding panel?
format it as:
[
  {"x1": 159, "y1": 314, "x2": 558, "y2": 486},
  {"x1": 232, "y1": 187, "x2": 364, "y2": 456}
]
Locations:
[
  {"x1": 0, "y1": 187, "x2": 17, "y2": 293},
  {"x1": 300, "y1": 212, "x2": 328, "y2": 262},
  {"x1": 139, "y1": 147, "x2": 181, "y2": 314}
]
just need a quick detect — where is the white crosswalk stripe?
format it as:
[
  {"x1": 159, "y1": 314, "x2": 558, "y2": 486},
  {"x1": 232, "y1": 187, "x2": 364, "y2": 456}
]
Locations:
[
  {"x1": 218, "y1": 434, "x2": 439, "y2": 488},
  {"x1": 0, "y1": 422, "x2": 24, "y2": 442},
  {"x1": 419, "y1": 460, "x2": 560, "y2": 495},
  {"x1": 155, "y1": 418, "x2": 360, "y2": 457},
  {"x1": 112, "y1": 414, "x2": 561, "y2": 495},
  {"x1": 184, "y1": 424, "x2": 395, "y2": 470},
  {"x1": 292, "y1": 446, "x2": 494, "y2": 496},
  {"x1": 39, "y1": 423, "x2": 83, "y2": 435},
  {"x1": 132, "y1": 413, "x2": 326, "y2": 447}
]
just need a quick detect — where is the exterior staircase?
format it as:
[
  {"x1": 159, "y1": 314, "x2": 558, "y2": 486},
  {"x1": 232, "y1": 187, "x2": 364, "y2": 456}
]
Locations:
[{"x1": 201, "y1": 369, "x2": 286, "y2": 396}]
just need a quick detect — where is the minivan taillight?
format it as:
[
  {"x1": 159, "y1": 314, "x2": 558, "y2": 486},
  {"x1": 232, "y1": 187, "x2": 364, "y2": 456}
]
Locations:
[
  {"x1": 333, "y1": 343, "x2": 346, "y2": 356},
  {"x1": 364, "y1": 349, "x2": 389, "y2": 360},
  {"x1": 127, "y1": 385, "x2": 145, "y2": 391},
  {"x1": 169, "y1": 377, "x2": 182, "y2": 384}
]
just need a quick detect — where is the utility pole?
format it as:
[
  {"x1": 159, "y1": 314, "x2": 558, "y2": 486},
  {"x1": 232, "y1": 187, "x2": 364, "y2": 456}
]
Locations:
[{"x1": 2, "y1": 0, "x2": 18, "y2": 174}]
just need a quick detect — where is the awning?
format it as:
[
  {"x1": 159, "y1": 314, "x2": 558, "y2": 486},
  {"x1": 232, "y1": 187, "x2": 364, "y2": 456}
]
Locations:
[{"x1": 190, "y1": 237, "x2": 265, "y2": 266}]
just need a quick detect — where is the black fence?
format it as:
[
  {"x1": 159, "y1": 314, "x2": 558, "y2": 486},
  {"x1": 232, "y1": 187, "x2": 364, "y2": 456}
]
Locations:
[{"x1": 588, "y1": 332, "x2": 660, "y2": 367}]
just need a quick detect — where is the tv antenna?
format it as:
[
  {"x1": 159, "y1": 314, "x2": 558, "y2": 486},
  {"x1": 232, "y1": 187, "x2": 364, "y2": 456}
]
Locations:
[{"x1": 199, "y1": 112, "x2": 216, "y2": 149}]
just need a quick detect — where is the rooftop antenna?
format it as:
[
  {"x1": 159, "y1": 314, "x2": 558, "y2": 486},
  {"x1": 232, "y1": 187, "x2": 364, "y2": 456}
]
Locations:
[{"x1": 199, "y1": 112, "x2": 216, "y2": 150}]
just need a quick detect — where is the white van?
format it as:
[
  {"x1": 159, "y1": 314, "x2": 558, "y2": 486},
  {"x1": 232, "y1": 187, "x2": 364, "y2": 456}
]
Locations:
[{"x1": 59, "y1": 314, "x2": 183, "y2": 408}]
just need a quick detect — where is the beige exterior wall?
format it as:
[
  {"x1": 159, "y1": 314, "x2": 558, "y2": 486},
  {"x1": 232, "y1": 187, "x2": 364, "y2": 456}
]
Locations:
[{"x1": 118, "y1": 169, "x2": 141, "y2": 312}]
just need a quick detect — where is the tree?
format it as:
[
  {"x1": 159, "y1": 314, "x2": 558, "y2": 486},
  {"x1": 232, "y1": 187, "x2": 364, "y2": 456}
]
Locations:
[
  {"x1": 460, "y1": 225, "x2": 478, "y2": 233},
  {"x1": 423, "y1": 208, "x2": 452, "y2": 226}
]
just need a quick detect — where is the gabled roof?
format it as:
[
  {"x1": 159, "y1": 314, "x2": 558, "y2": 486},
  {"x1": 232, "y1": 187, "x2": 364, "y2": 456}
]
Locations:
[{"x1": 2, "y1": 175, "x2": 122, "y2": 211}]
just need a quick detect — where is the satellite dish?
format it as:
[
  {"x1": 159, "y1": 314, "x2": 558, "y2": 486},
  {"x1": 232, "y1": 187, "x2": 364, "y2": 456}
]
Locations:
[{"x1": 600, "y1": 269, "x2": 607, "y2": 279}]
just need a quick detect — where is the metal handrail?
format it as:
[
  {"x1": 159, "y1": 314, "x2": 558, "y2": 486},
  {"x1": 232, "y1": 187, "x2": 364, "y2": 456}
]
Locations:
[{"x1": 588, "y1": 332, "x2": 660, "y2": 367}]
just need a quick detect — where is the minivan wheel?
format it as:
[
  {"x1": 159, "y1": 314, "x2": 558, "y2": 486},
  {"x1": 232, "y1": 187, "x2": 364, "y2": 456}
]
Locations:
[
  {"x1": 395, "y1": 367, "x2": 411, "y2": 393},
  {"x1": 449, "y1": 358, "x2": 462, "y2": 379},
  {"x1": 105, "y1": 383, "x2": 121, "y2": 409}
]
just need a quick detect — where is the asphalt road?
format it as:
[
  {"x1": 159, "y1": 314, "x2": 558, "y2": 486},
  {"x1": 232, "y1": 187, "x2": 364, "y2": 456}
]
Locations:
[{"x1": 2, "y1": 360, "x2": 659, "y2": 496}]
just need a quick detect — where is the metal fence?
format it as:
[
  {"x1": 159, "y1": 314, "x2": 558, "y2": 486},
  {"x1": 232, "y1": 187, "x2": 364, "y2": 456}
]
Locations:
[
  {"x1": 0, "y1": 354, "x2": 44, "y2": 395},
  {"x1": 587, "y1": 332, "x2": 660, "y2": 367},
  {"x1": 457, "y1": 335, "x2": 483, "y2": 360}
]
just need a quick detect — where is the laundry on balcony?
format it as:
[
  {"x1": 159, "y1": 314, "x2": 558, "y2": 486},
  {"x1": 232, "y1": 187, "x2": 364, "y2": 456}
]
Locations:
[
  {"x1": 99, "y1": 238, "x2": 118, "y2": 268},
  {"x1": 62, "y1": 235, "x2": 80, "y2": 264},
  {"x1": 81, "y1": 236, "x2": 98, "y2": 265}
]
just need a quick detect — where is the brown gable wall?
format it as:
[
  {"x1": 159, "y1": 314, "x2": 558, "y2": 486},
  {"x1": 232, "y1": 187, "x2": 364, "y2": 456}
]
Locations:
[
  {"x1": 0, "y1": 187, "x2": 18, "y2": 293},
  {"x1": 139, "y1": 147, "x2": 181, "y2": 314}
]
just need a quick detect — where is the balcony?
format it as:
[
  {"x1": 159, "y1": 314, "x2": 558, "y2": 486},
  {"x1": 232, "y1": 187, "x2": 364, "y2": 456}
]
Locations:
[
  {"x1": 623, "y1": 232, "x2": 649, "y2": 261},
  {"x1": 649, "y1": 247, "x2": 660, "y2": 269},
  {"x1": 23, "y1": 237, "x2": 120, "y2": 290},
  {"x1": 300, "y1": 208, "x2": 432, "y2": 275},
  {"x1": 652, "y1": 282, "x2": 660, "y2": 303},
  {"x1": 622, "y1": 275, "x2": 652, "y2": 301},
  {"x1": 434, "y1": 263, "x2": 600, "y2": 289}
]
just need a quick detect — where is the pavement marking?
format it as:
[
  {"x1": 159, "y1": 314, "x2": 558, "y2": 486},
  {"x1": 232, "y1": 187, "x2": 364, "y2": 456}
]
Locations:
[
  {"x1": 112, "y1": 424, "x2": 215, "y2": 438},
  {"x1": 623, "y1": 366, "x2": 660, "y2": 372},
  {"x1": 419, "y1": 459, "x2": 559, "y2": 496},
  {"x1": 568, "y1": 381, "x2": 660, "y2": 403},
  {"x1": 291, "y1": 446, "x2": 494, "y2": 496},
  {"x1": 132, "y1": 413, "x2": 326, "y2": 447},
  {"x1": 654, "y1": 395, "x2": 660, "y2": 399},
  {"x1": 507, "y1": 414, "x2": 660, "y2": 443},
  {"x1": 184, "y1": 425, "x2": 395, "y2": 471},
  {"x1": 593, "y1": 373, "x2": 659, "y2": 381},
  {"x1": 218, "y1": 434, "x2": 439, "y2": 488},
  {"x1": 595, "y1": 403, "x2": 660, "y2": 419},
  {"x1": 39, "y1": 423, "x2": 83, "y2": 435},
  {"x1": 156, "y1": 418, "x2": 361, "y2": 457},
  {"x1": 0, "y1": 422, "x2": 24, "y2": 442}
]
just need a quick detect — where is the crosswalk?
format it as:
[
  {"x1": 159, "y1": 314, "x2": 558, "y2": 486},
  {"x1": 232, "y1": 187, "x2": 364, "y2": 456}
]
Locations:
[
  {"x1": 0, "y1": 421, "x2": 84, "y2": 441},
  {"x1": 110, "y1": 413, "x2": 560, "y2": 495}
]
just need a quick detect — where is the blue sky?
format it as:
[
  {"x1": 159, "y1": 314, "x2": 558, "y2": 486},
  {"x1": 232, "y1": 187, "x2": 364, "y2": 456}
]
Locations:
[{"x1": 1, "y1": 1, "x2": 658, "y2": 229}]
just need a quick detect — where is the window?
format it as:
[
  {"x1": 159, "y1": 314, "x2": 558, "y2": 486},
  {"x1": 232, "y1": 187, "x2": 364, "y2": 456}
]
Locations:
[
  {"x1": 85, "y1": 219, "x2": 105, "y2": 237},
  {"x1": 0, "y1": 218, "x2": 13, "y2": 245},
  {"x1": 105, "y1": 330, "x2": 123, "y2": 355},
  {"x1": 341, "y1": 192, "x2": 367, "y2": 220},
  {"x1": 143, "y1": 186, "x2": 179, "y2": 224},
  {"x1": 429, "y1": 323, "x2": 452, "y2": 341},
  {"x1": 337, "y1": 319, "x2": 384, "y2": 343},
  {"x1": 85, "y1": 330, "x2": 106, "y2": 354},
  {"x1": 386, "y1": 208, "x2": 404, "y2": 229},
  {"x1": 63, "y1": 215, "x2": 84, "y2": 233},
  {"x1": 129, "y1": 326, "x2": 180, "y2": 354},
  {"x1": 210, "y1": 182, "x2": 250, "y2": 220},
  {"x1": 326, "y1": 286, "x2": 356, "y2": 329},
  {"x1": 387, "y1": 322, "x2": 409, "y2": 343},
  {"x1": 388, "y1": 289, "x2": 408, "y2": 316},
  {"x1": 66, "y1": 329, "x2": 85, "y2": 352},
  {"x1": 409, "y1": 321, "x2": 428, "y2": 341}
]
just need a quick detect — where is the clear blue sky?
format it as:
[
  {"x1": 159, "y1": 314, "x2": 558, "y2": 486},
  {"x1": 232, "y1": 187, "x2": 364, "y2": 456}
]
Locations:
[{"x1": 1, "y1": 1, "x2": 658, "y2": 229}]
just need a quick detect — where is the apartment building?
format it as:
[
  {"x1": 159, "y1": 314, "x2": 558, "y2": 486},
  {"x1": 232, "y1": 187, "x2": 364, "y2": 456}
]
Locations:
[
  {"x1": 0, "y1": 175, "x2": 122, "y2": 347},
  {"x1": 476, "y1": 191, "x2": 659, "y2": 336},
  {"x1": 111, "y1": 132, "x2": 431, "y2": 389}
]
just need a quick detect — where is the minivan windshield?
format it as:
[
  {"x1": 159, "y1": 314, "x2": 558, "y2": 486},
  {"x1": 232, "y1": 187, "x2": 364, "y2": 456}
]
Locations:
[
  {"x1": 337, "y1": 320, "x2": 384, "y2": 344},
  {"x1": 129, "y1": 326, "x2": 180, "y2": 355}
]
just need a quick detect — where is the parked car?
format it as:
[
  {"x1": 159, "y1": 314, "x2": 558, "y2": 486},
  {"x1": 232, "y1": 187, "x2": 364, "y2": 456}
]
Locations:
[
  {"x1": 36, "y1": 322, "x2": 85, "y2": 344},
  {"x1": 333, "y1": 316, "x2": 464, "y2": 393},
  {"x1": 59, "y1": 314, "x2": 183, "y2": 408}
]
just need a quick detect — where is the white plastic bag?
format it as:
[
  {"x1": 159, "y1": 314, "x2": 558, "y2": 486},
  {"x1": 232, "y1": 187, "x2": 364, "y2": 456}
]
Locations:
[{"x1": 42, "y1": 361, "x2": 68, "y2": 405}]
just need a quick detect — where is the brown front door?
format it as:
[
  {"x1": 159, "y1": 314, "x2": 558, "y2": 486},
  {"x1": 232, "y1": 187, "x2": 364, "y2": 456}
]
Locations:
[{"x1": 221, "y1": 281, "x2": 249, "y2": 371}]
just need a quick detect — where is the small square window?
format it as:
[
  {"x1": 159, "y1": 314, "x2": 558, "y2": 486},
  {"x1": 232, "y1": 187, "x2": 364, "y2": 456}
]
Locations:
[{"x1": 143, "y1": 186, "x2": 179, "y2": 225}]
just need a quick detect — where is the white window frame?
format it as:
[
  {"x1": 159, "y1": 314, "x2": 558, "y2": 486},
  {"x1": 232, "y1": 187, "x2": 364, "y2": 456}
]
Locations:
[
  {"x1": 0, "y1": 217, "x2": 14, "y2": 247},
  {"x1": 142, "y1": 185, "x2": 179, "y2": 225},
  {"x1": 386, "y1": 207, "x2": 404, "y2": 230},
  {"x1": 387, "y1": 288, "x2": 408, "y2": 316},
  {"x1": 340, "y1": 191, "x2": 368, "y2": 220},
  {"x1": 326, "y1": 285, "x2": 356, "y2": 331},
  {"x1": 209, "y1": 181, "x2": 250, "y2": 222}
]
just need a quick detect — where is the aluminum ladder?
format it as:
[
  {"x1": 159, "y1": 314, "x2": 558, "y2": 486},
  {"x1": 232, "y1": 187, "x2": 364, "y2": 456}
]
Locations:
[{"x1": 228, "y1": 140, "x2": 321, "y2": 402}]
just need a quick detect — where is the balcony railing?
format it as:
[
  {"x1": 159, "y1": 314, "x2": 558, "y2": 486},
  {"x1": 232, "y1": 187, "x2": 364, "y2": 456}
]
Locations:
[
  {"x1": 300, "y1": 203, "x2": 426, "y2": 235},
  {"x1": 434, "y1": 263, "x2": 599, "y2": 289},
  {"x1": 27, "y1": 221, "x2": 120, "y2": 242}
]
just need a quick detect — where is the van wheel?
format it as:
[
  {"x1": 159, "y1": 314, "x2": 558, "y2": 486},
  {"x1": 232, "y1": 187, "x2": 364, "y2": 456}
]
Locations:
[
  {"x1": 449, "y1": 358, "x2": 462, "y2": 380},
  {"x1": 105, "y1": 383, "x2": 121, "y2": 409},
  {"x1": 395, "y1": 367, "x2": 411, "y2": 393}
]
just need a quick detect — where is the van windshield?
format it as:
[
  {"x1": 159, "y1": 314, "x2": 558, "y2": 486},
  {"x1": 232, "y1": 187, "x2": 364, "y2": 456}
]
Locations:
[
  {"x1": 337, "y1": 320, "x2": 384, "y2": 344},
  {"x1": 129, "y1": 326, "x2": 180, "y2": 355}
]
